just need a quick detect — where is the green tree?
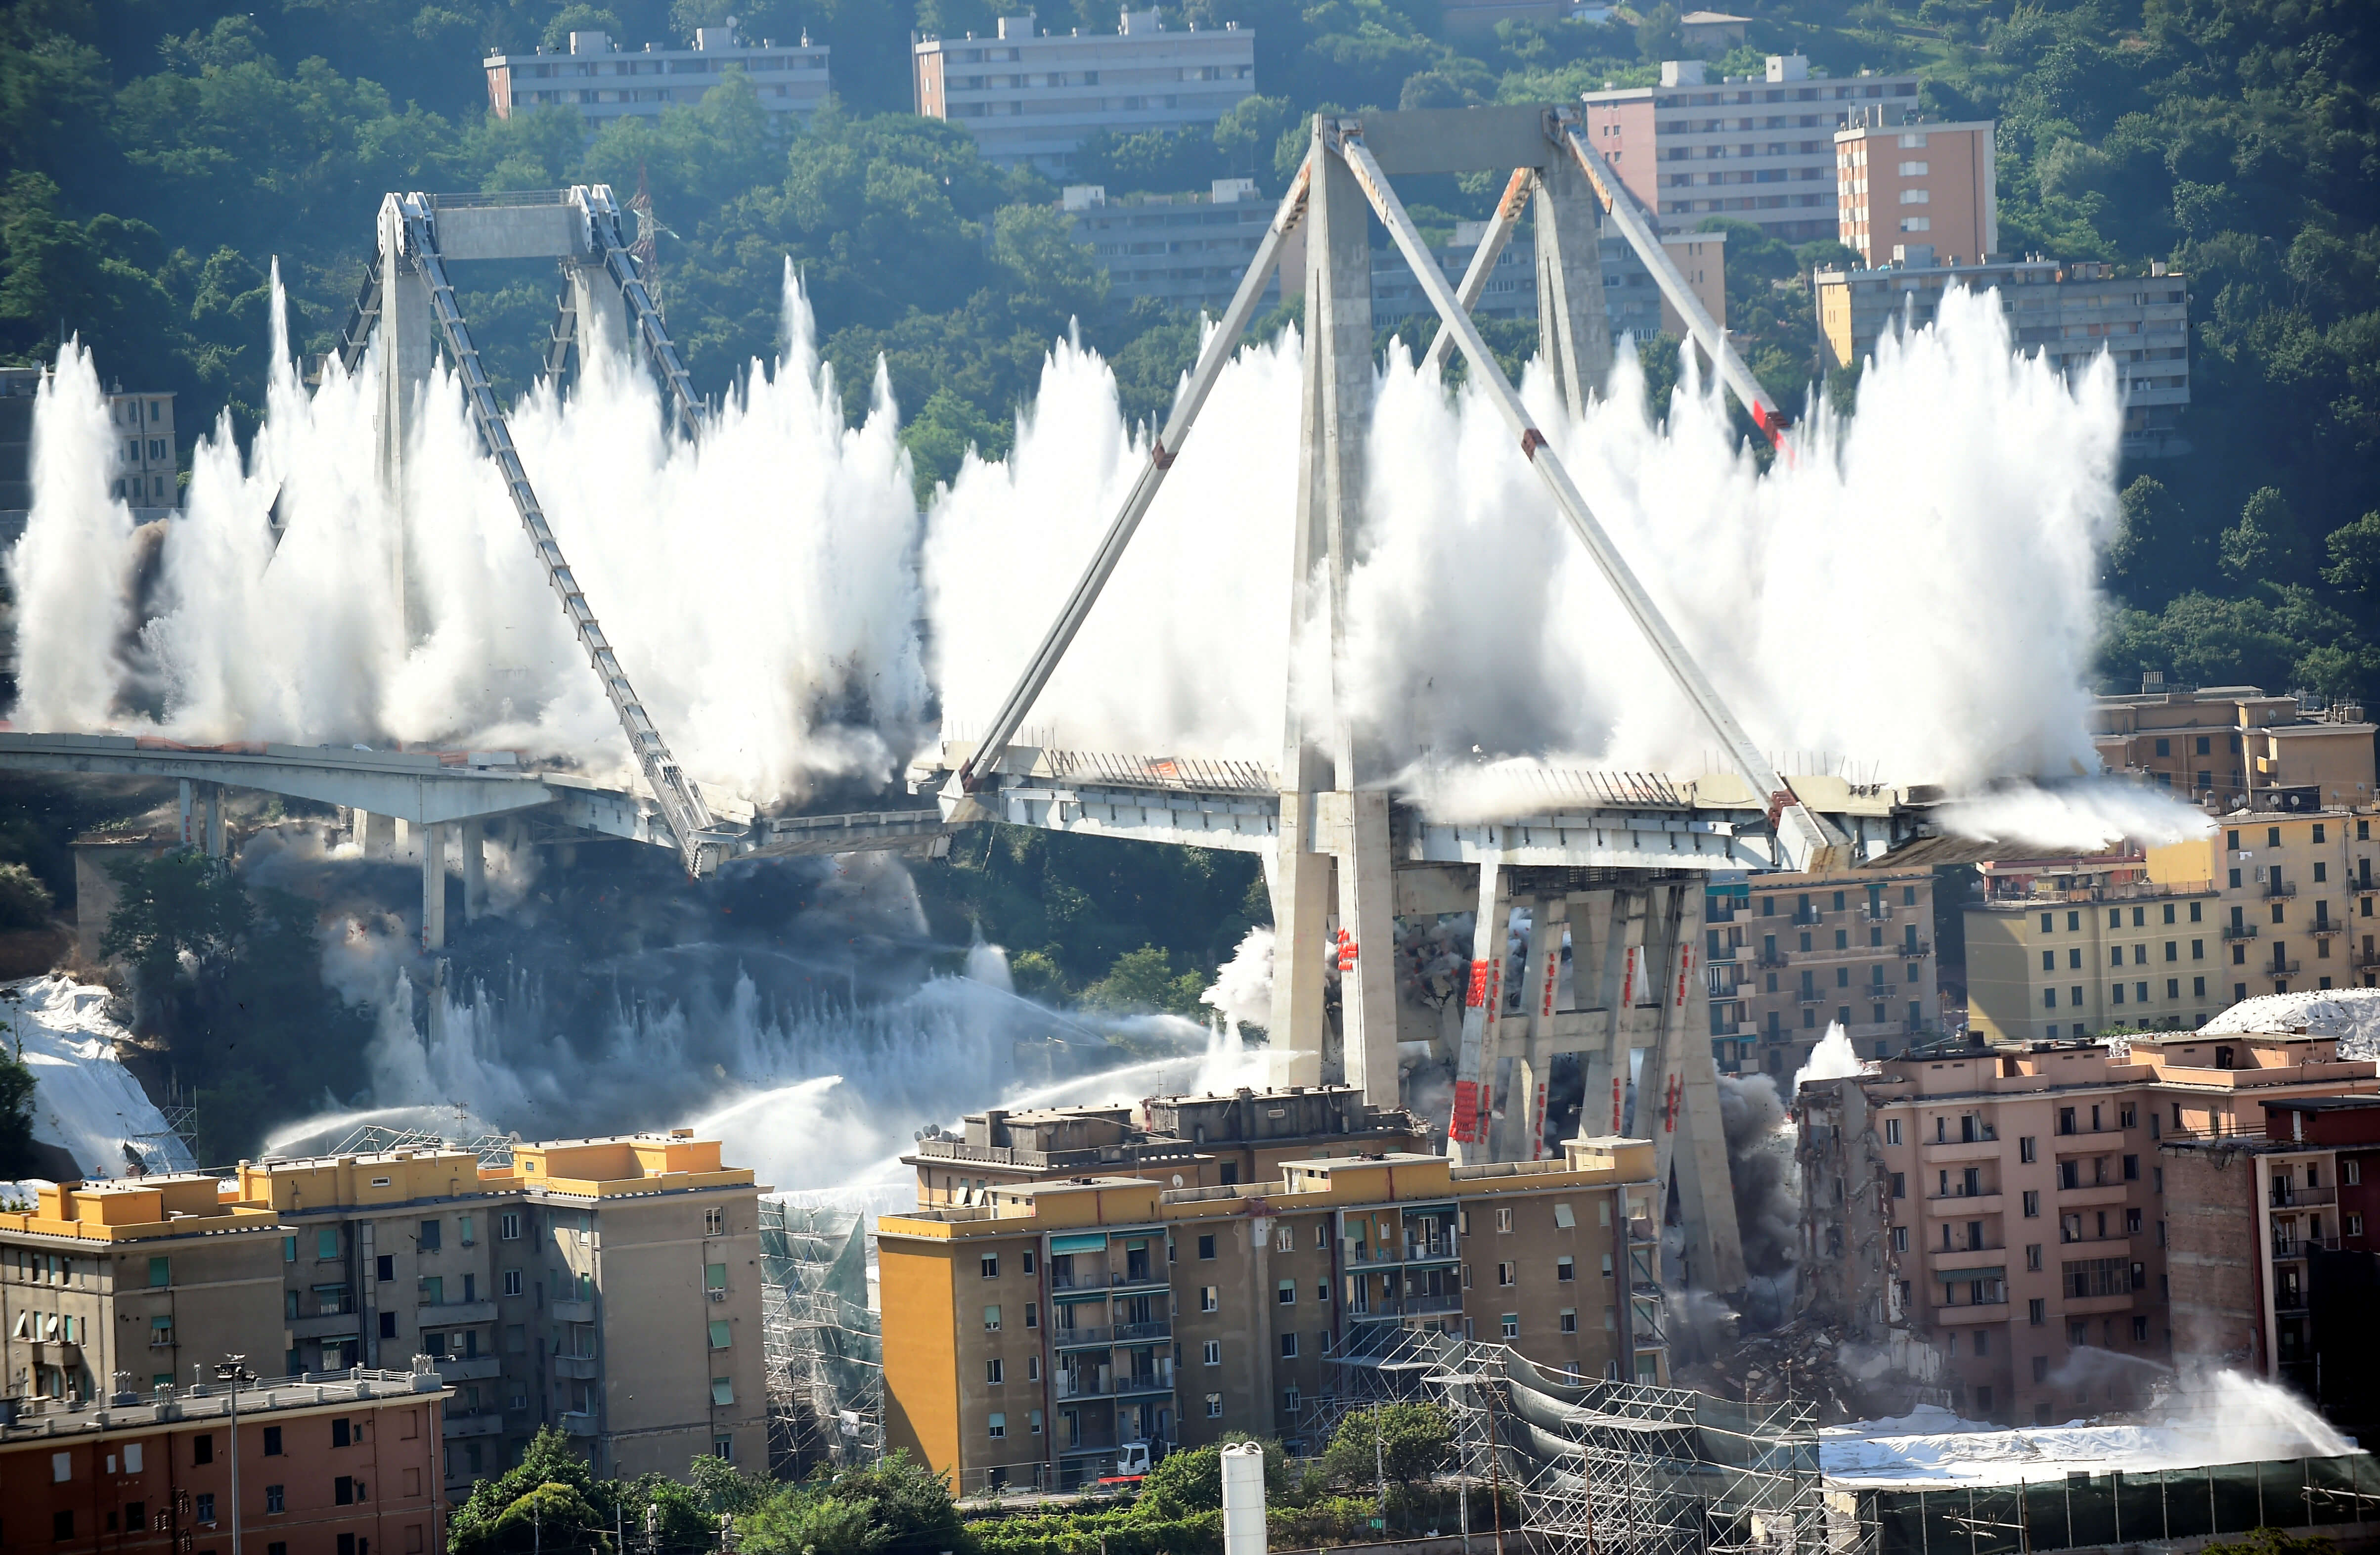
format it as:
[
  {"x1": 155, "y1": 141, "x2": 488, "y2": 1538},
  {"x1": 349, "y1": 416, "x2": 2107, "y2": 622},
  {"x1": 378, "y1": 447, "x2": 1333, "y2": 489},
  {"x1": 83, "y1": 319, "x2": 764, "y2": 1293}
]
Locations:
[
  {"x1": 450, "y1": 1429, "x2": 601, "y2": 1555},
  {"x1": 1080, "y1": 945, "x2": 1208, "y2": 1017},
  {"x1": 1140, "y1": 1434, "x2": 1292, "y2": 1516},
  {"x1": 0, "y1": 1046, "x2": 36, "y2": 1178},
  {"x1": 2322, "y1": 512, "x2": 2380, "y2": 597},
  {"x1": 742, "y1": 1492, "x2": 888, "y2": 1555},
  {"x1": 812, "y1": 1452, "x2": 967, "y2": 1555},
  {"x1": 2220, "y1": 488, "x2": 2293, "y2": 585},
  {"x1": 1635, "y1": 2, "x2": 1682, "y2": 63},
  {"x1": 1320, "y1": 1401, "x2": 1453, "y2": 1489},
  {"x1": 0, "y1": 861, "x2": 54, "y2": 931}
]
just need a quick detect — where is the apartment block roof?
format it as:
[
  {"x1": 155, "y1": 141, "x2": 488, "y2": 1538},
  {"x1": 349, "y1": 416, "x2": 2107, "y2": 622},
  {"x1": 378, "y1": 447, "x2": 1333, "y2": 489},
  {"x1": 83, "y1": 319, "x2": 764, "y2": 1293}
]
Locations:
[
  {"x1": 516, "y1": 1130, "x2": 762, "y2": 1198},
  {"x1": 0, "y1": 1366, "x2": 447, "y2": 1446},
  {"x1": 0, "y1": 1175, "x2": 279, "y2": 1244}
]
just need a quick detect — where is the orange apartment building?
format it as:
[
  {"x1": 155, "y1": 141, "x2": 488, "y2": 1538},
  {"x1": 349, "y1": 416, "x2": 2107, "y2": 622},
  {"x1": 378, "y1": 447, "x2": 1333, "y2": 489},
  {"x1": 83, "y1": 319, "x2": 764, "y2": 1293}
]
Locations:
[
  {"x1": 1799, "y1": 1023, "x2": 2379, "y2": 1426},
  {"x1": 0, "y1": 1363, "x2": 448, "y2": 1555},
  {"x1": 880, "y1": 1138, "x2": 1661, "y2": 1494},
  {"x1": 1834, "y1": 115, "x2": 1996, "y2": 267}
]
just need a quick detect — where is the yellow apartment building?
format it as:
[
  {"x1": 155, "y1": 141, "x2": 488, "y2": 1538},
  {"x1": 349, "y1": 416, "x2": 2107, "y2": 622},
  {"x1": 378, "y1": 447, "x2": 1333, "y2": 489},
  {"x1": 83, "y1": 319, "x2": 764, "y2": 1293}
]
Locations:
[
  {"x1": 0, "y1": 1176, "x2": 285, "y2": 1403},
  {"x1": 1965, "y1": 854, "x2": 2222, "y2": 1044},
  {"x1": 1799, "y1": 1027, "x2": 2379, "y2": 1427},
  {"x1": 2144, "y1": 810, "x2": 2380, "y2": 1001},
  {"x1": 880, "y1": 1139, "x2": 1660, "y2": 1494}
]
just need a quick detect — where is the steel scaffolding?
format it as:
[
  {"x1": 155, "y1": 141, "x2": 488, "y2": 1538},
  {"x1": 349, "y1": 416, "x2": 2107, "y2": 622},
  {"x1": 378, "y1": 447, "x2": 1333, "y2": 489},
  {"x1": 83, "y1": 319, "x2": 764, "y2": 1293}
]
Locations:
[
  {"x1": 1424, "y1": 1336, "x2": 1822, "y2": 1555},
  {"x1": 759, "y1": 1199, "x2": 883, "y2": 1478}
]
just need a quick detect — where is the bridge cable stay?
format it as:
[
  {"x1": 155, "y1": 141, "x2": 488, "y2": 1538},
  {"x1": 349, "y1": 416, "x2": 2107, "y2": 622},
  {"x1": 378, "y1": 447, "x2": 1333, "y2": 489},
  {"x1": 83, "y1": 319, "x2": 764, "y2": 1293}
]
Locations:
[
  {"x1": 1556, "y1": 114, "x2": 1794, "y2": 450},
  {"x1": 1420, "y1": 167, "x2": 1536, "y2": 375},
  {"x1": 577, "y1": 184, "x2": 708, "y2": 436},
  {"x1": 1331, "y1": 126, "x2": 1845, "y2": 871},
  {"x1": 393, "y1": 192, "x2": 732, "y2": 876},
  {"x1": 952, "y1": 153, "x2": 1318, "y2": 794},
  {"x1": 332, "y1": 253, "x2": 385, "y2": 379}
]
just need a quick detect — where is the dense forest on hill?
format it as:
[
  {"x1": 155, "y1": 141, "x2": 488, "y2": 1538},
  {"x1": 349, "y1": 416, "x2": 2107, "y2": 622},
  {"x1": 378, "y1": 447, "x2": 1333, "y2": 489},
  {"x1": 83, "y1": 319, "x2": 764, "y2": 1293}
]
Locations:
[{"x1": 0, "y1": 0, "x2": 2375, "y2": 700}]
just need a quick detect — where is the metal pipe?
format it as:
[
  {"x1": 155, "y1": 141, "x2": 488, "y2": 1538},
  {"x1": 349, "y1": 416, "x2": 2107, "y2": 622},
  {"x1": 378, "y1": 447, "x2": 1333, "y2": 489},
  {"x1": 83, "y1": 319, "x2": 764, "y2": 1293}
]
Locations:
[
  {"x1": 1422, "y1": 168, "x2": 1535, "y2": 375},
  {"x1": 1556, "y1": 117, "x2": 1793, "y2": 449},
  {"x1": 1332, "y1": 131, "x2": 1846, "y2": 873},
  {"x1": 955, "y1": 156, "x2": 1318, "y2": 793}
]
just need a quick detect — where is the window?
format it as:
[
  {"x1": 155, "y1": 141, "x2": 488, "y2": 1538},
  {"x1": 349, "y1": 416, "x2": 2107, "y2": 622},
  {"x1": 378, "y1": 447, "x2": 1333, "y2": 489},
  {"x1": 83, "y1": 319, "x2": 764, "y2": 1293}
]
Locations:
[
  {"x1": 711, "y1": 1377, "x2": 735, "y2": 1406},
  {"x1": 705, "y1": 1207, "x2": 725, "y2": 1236},
  {"x1": 987, "y1": 1359, "x2": 1004, "y2": 1384},
  {"x1": 1201, "y1": 1285, "x2": 1219, "y2": 1312},
  {"x1": 983, "y1": 1305, "x2": 1001, "y2": 1331},
  {"x1": 263, "y1": 1426, "x2": 283, "y2": 1456},
  {"x1": 2348, "y1": 1160, "x2": 2364, "y2": 1186},
  {"x1": 198, "y1": 1493, "x2": 217, "y2": 1523},
  {"x1": 2029, "y1": 1298, "x2": 2045, "y2": 1326},
  {"x1": 503, "y1": 1269, "x2": 523, "y2": 1297},
  {"x1": 1206, "y1": 1394, "x2": 1224, "y2": 1418},
  {"x1": 1278, "y1": 1279, "x2": 1296, "y2": 1305},
  {"x1": 2020, "y1": 1136, "x2": 2037, "y2": 1163},
  {"x1": 705, "y1": 1262, "x2": 727, "y2": 1291},
  {"x1": 1498, "y1": 1262, "x2": 1516, "y2": 1287},
  {"x1": 1557, "y1": 1256, "x2": 1575, "y2": 1282},
  {"x1": 148, "y1": 1256, "x2": 170, "y2": 1288},
  {"x1": 376, "y1": 1255, "x2": 394, "y2": 1282},
  {"x1": 1891, "y1": 1227, "x2": 1908, "y2": 1251},
  {"x1": 334, "y1": 1476, "x2": 356, "y2": 1506},
  {"x1": 2022, "y1": 1190, "x2": 2040, "y2": 1218},
  {"x1": 1885, "y1": 1119, "x2": 1901, "y2": 1145},
  {"x1": 980, "y1": 1254, "x2": 999, "y2": 1279},
  {"x1": 1496, "y1": 1206, "x2": 1513, "y2": 1233},
  {"x1": 2026, "y1": 1244, "x2": 2042, "y2": 1271},
  {"x1": 1561, "y1": 1309, "x2": 1578, "y2": 1332},
  {"x1": 194, "y1": 1435, "x2": 214, "y2": 1465},
  {"x1": 1280, "y1": 1332, "x2": 1298, "y2": 1358},
  {"x1": 1204, "y1": 1340, "x2": 1222, "y2": 1366},
  {"x1": 2351, "y1": 1213, "x2": 2366, "y2": 1237},
  {"x1": 500, "y1": 1212, "x2": 521, "y2": 1241},
  {"x1": 1501, "y1": 1313, "x2": 1519, "y2": 1339},
  {"x1": 987, "y1": 1412, "x2": 1006, "y2": 1439},
  {"x1": 265, "y1": 1485, "x2": 285, "y2": 1514},
  {"x1": 1022, "y1": 1250, "x2": 1035, "y2": 1274},
  {"x1": 1024, "y1": 1302, "x2": 1036, "y2": 1329},
  {"x1": 1198, "y1": 1235, "x2": 1216, "y2": 1260},
  {"x1": 419, "y1": 1219, "x2": 441, "y2": 1251},
  {"x1": 333, "y1": 1418, "x2": 353, "y2": 1448},
  {"x1": 709, "y1": 1320, "x2": 732, "y2": 1350}
]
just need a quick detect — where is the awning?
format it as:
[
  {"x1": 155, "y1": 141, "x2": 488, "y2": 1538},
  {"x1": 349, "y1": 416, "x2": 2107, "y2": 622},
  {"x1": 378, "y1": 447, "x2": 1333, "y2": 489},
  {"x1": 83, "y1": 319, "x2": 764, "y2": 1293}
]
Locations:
[
  {"x1": 1050, "y1": 1233, "x2": 1109, "y2": 1253},
  {"x1": 1937, "y1": 1265, "x2": 2005, "y2": 1287}
]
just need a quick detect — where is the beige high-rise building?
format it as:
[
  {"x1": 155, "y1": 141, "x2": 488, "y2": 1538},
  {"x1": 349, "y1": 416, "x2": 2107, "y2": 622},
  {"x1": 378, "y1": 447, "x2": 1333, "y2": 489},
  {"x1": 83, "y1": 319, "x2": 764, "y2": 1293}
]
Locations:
[
  {"x1": 1, "y1": 1177, "x2": 284, "y2": 1404},
  {"x1": 2092, "y1": 682, "x2": 2375, "y2": 812},
  {"x1": 880, "y1": 1138, "x2": 1660, "y2": 1494},
  {"x1": 1706, "y1": 869, "x2": 1941, "y2": 1080},
  {"x1": 2146, "y1": 810, "x2": 2380, "y2": 1000},
  {"x1": 1834, "y1": 116, "x2": 1996, "y2": 268},
  {"x1": 1964, "y1": 852, "x2": 2223, "y2": 1044},
  {"x1": 1799, "y1": 1025, "x2": 2380, "y2": 1426}
]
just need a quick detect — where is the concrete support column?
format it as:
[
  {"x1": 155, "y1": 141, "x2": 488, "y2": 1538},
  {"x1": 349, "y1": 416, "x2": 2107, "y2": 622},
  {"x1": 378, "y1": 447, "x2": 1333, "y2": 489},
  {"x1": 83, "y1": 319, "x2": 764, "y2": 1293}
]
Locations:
[
  {"x1": 1333, "y1": 791, "x2": 1400, "y2": 1107},
  {"x1": 1274, "y1": 119, "x2": 1379, "y2": 1093},
  {"x1": 1636, "y1": 882, "x2": 1747, "y2": 1291},
  {"x1": 420, "y1": 821, "x2": 447, "y2": 952},
  {"x1": 177, "y1": 780, "x2": 196, "y2": 851},
  {"x1": 1447, "y1": 861, "x2": 1511, "y2": 1166},
  {"x1": 203, "y1": 784, "x2": 225, "y2": 859},
  {"x1": 459, "y1": 817, "x2": 486, "y2": 922},
  {"x1": 376, "y1": 194, "x2": 435, "y2": 642},
  {"x1": 359, "y1": 810, "x2": 397, "y2": 859},
  {"x1": 1533, "y1": 153, "x2": 1616, "y2": 423},
  {"x1": 1512, "y1": 897, "x2": 1568, "y2": 1158},
  {"x1": 566, "y1": 261, "x2": 629, "y2": 370}
]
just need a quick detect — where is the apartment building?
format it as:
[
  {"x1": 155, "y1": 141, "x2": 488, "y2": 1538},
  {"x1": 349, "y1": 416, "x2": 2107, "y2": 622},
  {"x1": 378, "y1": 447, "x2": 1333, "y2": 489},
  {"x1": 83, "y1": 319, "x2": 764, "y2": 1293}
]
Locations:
[
  {"x1": 1704, "y1": 870, "x2": 1941, "y2": 1079},
  {"x1": 511, "y1": 1133, "x2": 770, "y2": 1480},
  {"x1": 1964, "y1": 853, "x2": 2224, "y2": 1044},
  {"x1": 1835, "y1": 114, "x2": 1996, "y2": 268},
  {"x1": 1582, "y1": 55, "x2": 1922, "y2": 243},
  {"x1": 907, "y1": 1085, "x2": 1429, "y2": 1204},
  {"x1": 914, "y1": 12, "x2": 1256, "y2": 174},
  {"x1": 1, "y1": 1177, "x2": 285, "y2": 1405},
  {"x1": 484, "y1": 26, "x2": 829, "y2": 130},
  {"x1": 880, "y1": 1138, "x2": 1660, "y2": 1492},
  {"x1": 2144, "y1": 810, "x2": 2380, "y2": 999},
  {"x1": 1061, "y1": 179, "x2": 1280, "y2": 311},
  {"x1": 233, "y1": 1146, "x2": 522, "y2": 1499},
  {"x1": 2094, "y1": 681, "x2": 2376, "y2": 811},
  {"x1": 1812, "y1": 256, "x2": 2191, "y2": 458},
  {"x1": 0, "y1": 1364, "x2": 448, "y2": 1555},
  {"x1": 1369, "y1": 224, "x2": 1728, "y2": 347},
  {"x1": 1797, "y1": 1024, "x2": 2380, "y2": 1425}
]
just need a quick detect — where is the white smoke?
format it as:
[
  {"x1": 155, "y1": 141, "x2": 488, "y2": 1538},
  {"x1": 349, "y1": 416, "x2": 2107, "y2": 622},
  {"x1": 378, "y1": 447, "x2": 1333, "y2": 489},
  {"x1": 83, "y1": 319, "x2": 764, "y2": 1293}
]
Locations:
[
  {"x1": 1793, "y1": 1021, "x2": 1870, "y2": 1093},
  {"x1": 1934, "y1": 779, "x2": 2218, "y2": 851},
  {"x1": 927, "y1": 285, "x2": 2123, "y2": 789},
  {"x1": 1200, "y1": 924, "x2": 1274, "y2": 1034},
  {"x1": 12, "y1": 264, "x2": 926, "y2": 805}
]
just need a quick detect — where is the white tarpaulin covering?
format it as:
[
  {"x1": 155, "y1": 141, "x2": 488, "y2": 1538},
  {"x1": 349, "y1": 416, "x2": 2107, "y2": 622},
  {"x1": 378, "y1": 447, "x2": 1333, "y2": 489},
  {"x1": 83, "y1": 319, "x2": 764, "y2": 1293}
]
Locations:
[
  {"x1": 3, "y1": 973, "x2": 194, "y2": 1179},
  {"x1": 1821, "y1": 1392, "x2": 2354, "y2": 1489}
]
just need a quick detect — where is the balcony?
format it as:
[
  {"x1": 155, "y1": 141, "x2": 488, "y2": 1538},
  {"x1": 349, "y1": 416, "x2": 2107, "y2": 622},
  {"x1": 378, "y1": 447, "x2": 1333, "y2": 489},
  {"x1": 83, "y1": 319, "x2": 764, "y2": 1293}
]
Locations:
[
  {"x1": 1404, "y1": 1240, "x2": 1459, "y2": 1264},
  {"x1": 1053, "y1": 1325, "x2": 1114, "y2": 1349},
  {"x1": 1114, "y1": 1366, "x2": 1175, "y2": 1397},
  {"x1": 2311, "y1": 921, "x2": 2342, "y2": 938},
  {"x1": 552, "y1": 1355, "x2": 600, "y2": 1380},
  {"x1": 1902, "y1": 940, "x2": 1934, "y2": 959},
  {"x1": 289, "y1": 1312, "x2": 363, "y2": 1341},
  {"x1": 1054, "y1": 1376, "x2": 1114, "y2": 1402},
  {"x1": 1920, "y1": 1137, "x2": 2002, "y2": 1164},
  {"x1": 2357, "y1": 950, "x2": 2380, "y2": 971},
  {"x1": 2266, "y1": 961, "x2": 2303, "y2": 977},
  {"x1": 2269, "y1": 1186, "x2": 2336, "y2": 1209},
  {"x1": 2055, "y1": 1182, "x2": 2134, "y2": 1207},
  {"x1": 434, "y1": 1356, "x2": 503, "y2": 1381},
  {"x1": 442, "y1": 1409, "x2": 505, "y2": 1439},
  {"x1": 2061, "y1": 1292, "x2": 2138, "y2": 1317},
  {"x1": 1923, "y1": 1193, "x2": 2004, "y2": 1216},
  {"x1": 2222, "y1": 924, "x2": 2259, "y2": 942},
  {"x1": 1404, "y1": 1292, "x2": 1464, "y2": 1316},
  {"x1": 418, "y1": 1299, "x2": 498, "y2": 1325},
  {"x1": 1756, "y1": 950, "x2": 1789, "y2": 968},
  {"x1": 549, "y1": 1299, "x2": 594, "y2": 1323},
  {"x1": 559, "y1": 1411, "x2": 600, "y2": 1437},
  {"x1": 2264, "y1": 881, "x2": 2298, "y2": 900},
  {"x1": 1931, "y1": 1301, "x2": 2010, "y2": 1326},
  {"x1": 1113, "y1": 1320, "x2": 1172, "y2": 1343},
  {"x1": 1794, "y1": 907, "x2": 1824, "y2": 926},
  {"x1": 2272, "y1": 1236, "x2": 2341, "y2": 1259},
  {"x1": 1864, "y1": 904, "x2": 1896, "y2": 923}
]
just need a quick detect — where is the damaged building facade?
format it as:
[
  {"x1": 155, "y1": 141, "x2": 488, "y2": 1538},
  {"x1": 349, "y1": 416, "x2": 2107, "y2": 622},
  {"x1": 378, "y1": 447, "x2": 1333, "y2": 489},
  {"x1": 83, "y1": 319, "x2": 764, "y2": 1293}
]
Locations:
[{"x1": 1798, "y1": 1016, "x2": 2380, "y2": 1426}]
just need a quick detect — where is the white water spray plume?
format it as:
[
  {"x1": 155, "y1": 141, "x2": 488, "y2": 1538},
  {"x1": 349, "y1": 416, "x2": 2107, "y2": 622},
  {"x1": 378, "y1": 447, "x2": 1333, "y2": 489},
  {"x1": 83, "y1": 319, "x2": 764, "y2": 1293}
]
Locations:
[{"x1": 12, "y1": 280, "x2": 2129, "y2": 800}]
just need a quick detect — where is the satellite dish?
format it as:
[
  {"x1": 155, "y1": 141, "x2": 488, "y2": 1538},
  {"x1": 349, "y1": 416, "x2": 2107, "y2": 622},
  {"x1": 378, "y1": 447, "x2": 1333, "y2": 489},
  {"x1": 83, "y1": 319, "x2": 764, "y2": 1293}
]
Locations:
[{"x1": 1171, "y1": 1174, "x2": 1184, "y2": 1188}]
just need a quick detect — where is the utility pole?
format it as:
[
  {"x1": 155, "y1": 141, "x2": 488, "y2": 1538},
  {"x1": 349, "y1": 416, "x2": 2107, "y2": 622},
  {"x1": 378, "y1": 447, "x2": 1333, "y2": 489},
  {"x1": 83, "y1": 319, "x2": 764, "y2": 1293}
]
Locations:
[
  {"x1": 1373, "y1": 1402, "x2": 1388, "y2": 1536},
  {"x1": 214, "y1": 1355, "x2": 257, "y2": 1555}
]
